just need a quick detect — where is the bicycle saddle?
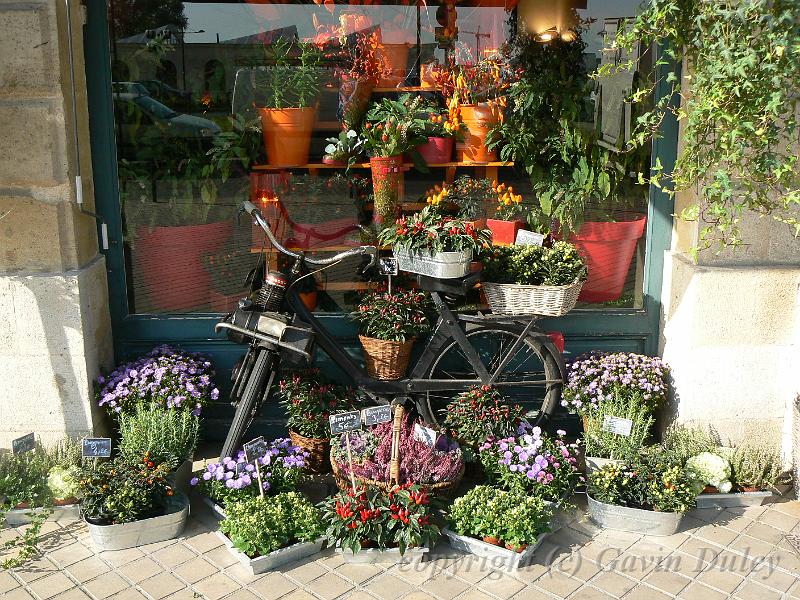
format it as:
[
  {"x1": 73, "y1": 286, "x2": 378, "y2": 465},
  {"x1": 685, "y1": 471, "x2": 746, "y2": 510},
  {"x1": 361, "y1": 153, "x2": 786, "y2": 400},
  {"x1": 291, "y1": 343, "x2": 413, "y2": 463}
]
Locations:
[{"x1": 415, "y1": 271, "x2": 481, "y2": 297}]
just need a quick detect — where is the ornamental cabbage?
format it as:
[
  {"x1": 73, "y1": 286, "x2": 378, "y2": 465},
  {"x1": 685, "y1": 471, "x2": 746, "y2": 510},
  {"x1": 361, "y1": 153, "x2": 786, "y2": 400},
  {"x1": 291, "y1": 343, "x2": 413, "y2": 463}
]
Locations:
[
  {"x1": 47, "y1": 466, "x2": 80, "y2": 501},
  {"x1": 685, "y1": 452, "x2": 732, "y2": 494}
]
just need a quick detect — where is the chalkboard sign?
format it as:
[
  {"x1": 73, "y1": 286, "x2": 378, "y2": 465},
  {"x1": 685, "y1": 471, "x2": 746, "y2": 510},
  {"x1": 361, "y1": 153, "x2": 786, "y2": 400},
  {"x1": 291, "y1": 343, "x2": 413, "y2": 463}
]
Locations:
[
  {"x1": 82, "y1": 438, "x2": 112, "y2": 458},
  {"x1": 243, "y1": 436, "x2": 268, "y2": 463},
  {"x1": 12, "y1": 433, "x2": 35, "y2": 455},
  {"x1": 329, "y1": 411, "x2": 361, "y2": 435},
  {"x1": 235, "y1": 461, "x2": 249, "y2": 475},
  {"x1": 602, "y1": 416, "x2": 633, "y2": 437},
  {"x1": 380, "y1": 257, "x2": 399, "y2": 276},
  {"x1": 516, "y1": 230, "x2": 545, "y2": 246},
  {"x1": 362, "y1": 405, "x2": 392, "y2": 426}
]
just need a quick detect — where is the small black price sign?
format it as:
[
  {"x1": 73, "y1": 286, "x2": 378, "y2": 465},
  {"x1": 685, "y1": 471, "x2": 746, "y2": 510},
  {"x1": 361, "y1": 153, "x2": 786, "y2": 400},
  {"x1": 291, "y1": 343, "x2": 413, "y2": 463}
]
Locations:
[
  {"x1": 12, "y1": 433, "x2": 35, "y2": 455},
  {"x1": 362, "y1": 405, "x2": 392, "y2": 427},
  {"x1": 380, "y1": 257, "x2": 399, "y2": 276},
  {"x1": 329, "y1": 411, "x2": 361, "y2": 435},
  {"x1": 82, "y1": 438, "x2": 112, "y2": 458},
  {"x1": 243, "y1": 437, "x2": 268, "y2": 463}
]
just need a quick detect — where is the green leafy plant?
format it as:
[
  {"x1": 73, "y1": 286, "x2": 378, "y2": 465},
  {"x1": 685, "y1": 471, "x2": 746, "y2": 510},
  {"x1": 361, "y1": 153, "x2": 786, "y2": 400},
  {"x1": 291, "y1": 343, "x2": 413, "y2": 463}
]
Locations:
[
  {"x1": 362, "y1": 95, "x2": 428, "y2": 158},
  {"x1": 262, "y1": 38, "x2": 322, "y2": 109},
  {"x1": 583, "y1": 391, "x2": 654, "y2": 461},
  {"x1": 278, "y1": 371, "x2": 360, "y2": 439},
  {"x1": 379, "y1": 206, "x2": 491, "y2": 254},
  {"x1": 661, "y1": 424, "x2": 719, "y2": 465},
  {"x1": 117, "y1": 402, "x2": 199, "y2": 470},
  {"x1": 350, "y1": 289, "x2": 433, "y2": 342},
  {"x1": 443, "y1": 386, "x2": 524, "y2": 452},
  {"x1": 46, "y1": 466, "x2": 80, "y2": 501},
  {"x1": 599, "y1": 0, "x2": 800, "y2": 253},
  {"x1": 324, "y1": 130, "x2": 366, "y2": 167},
  {"x1": 726, "y1": 438, "x2": 787, "y2": 491},
  {"x1": 220, "y1": 493, "x2": 323, "y2": 558},
  {"x1": 482, "y1": 242, "x2": 587, "y2": 286}
]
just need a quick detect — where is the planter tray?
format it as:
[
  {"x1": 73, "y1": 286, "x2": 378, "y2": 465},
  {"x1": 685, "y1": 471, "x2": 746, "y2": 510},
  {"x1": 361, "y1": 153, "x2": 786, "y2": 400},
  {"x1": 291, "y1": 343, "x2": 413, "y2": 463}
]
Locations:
[
  {"x1": 200, "y1": 495, "x2": 227, "y2": 521},
  {"x1": 587, "y1": 494, "x2": 683, "y2": 536},
  {"x1": 216, "y1": 531, "x2": 324, "y2": 574},
  {"x1": 442, "y1": 528, "x2": 548, "y2": 570},
  {"x1": 86, "y1": 492, "x2": 189, "y2": 551},
  {"x1": 394, "y1": 249, "x2": 472, "y2": 279},
  {"x1": 5, "y1": 503, "x2": 80, "y2": 526},
  {"x1": 695, "y1": 491, "x2": 772, "y2": 509},
  {"x1": 336, "y1": 544, "x2": 429, "y2": 564}
]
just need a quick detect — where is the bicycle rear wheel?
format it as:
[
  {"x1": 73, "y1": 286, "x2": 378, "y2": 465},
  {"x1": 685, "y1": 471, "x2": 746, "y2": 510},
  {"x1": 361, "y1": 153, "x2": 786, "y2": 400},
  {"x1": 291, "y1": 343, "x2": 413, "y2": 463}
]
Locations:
[{"x1": 416, "y1": 324, "x2": 563, "y2": 429}]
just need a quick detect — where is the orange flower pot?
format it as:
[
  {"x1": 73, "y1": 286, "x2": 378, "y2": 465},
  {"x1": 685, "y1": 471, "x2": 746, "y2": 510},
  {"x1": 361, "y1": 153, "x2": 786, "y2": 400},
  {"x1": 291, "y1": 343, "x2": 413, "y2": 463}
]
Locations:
[
  {"x1": 455, "y1": 103, "x2": 498, "y2": 162},
  {"x1": 258, "y1": 106, "x2": 316, "y2": 167},
  {"x1": 486, "y1": 218, "x2": 525, "y2": 245}
]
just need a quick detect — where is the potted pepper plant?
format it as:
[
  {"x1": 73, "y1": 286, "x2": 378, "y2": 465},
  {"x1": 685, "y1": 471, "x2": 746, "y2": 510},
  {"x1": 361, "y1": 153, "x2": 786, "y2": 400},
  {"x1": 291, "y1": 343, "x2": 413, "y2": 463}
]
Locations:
[
  {"x1": 424, "y1": 176, "x2": 491, "y2": 229},
  {"x1": 485, "y1": 181, "x2": 528, "y2": 244},
  {"x1": 416, "y1": 101, "x2": 460, "y2": 164}
]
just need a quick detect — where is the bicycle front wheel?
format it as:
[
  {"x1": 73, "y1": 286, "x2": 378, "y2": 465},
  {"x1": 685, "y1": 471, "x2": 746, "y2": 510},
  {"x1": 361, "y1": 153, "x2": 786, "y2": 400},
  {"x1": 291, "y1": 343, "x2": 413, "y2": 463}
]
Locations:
[{"x1": 416, "y1": 325, "x2": 563, "y2": 429}]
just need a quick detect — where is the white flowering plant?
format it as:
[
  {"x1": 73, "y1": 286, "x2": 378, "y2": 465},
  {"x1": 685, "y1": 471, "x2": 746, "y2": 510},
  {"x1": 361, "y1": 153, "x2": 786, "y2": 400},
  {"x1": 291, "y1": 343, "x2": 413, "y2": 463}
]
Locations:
[{"x1": 685, "y1": 452, "x2": 732, "y2": 494}]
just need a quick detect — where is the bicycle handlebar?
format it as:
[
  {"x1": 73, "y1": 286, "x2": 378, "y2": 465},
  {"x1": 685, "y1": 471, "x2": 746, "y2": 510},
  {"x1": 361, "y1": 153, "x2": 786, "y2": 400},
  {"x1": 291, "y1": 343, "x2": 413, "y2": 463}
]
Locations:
[{"x1": 241, "y1": 201, "x2": 378, "y2": 269}]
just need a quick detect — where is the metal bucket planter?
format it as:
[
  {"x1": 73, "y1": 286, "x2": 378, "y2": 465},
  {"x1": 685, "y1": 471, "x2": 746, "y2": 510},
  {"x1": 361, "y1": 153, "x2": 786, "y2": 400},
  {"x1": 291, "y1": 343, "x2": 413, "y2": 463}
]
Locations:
[
  {"x1": 395, "y1": 248, "x2": 472, "y2": 279},
  {"x1": 200, "y1": 495, "x2": 227, "y2": 521},
  {"x1": 85, "y1": 492, "x2": 189, "y2": 551},
  {"x1": 5, "y1": 502, "x2": 80, "y2": 526},
  {"x1": 584, "y1": 457, "x2": 624, "y2": 476},
  {"x1": 336, "y1": 545, "x2": 429, "y2": 564},
  {"x1": 216, "y1": 531, "x2": 324, "y2": 575},
  {"x1": 170, "y1": 459, "x2": 193, "y2": 496},
  {"x1": 695, "y1": 490, "x2": 772, "y2": 509},
  {"x1": 442, "y1": 528, "x2": 549, "y2": 570},
  {"x1": 587, "y1": 495, "x2": 684, "y2": 536}
]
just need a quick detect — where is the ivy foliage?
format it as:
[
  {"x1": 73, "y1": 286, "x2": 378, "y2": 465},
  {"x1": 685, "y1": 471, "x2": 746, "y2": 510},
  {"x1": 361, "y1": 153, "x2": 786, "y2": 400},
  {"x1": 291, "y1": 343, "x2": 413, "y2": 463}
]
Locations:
[{"x1": 599, "y1": 0, "x2": 800, "y2": 254}]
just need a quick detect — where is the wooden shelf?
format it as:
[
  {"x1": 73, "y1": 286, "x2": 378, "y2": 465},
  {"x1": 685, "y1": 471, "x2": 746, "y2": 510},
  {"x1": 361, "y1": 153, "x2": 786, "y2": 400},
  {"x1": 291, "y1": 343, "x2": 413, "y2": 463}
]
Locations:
[
  {"x1": 373, "y1": 86, "x2": 442, "y2": 93},
  {"x1": 253, "y1": 161, "x2": 513, "y2": 171}
]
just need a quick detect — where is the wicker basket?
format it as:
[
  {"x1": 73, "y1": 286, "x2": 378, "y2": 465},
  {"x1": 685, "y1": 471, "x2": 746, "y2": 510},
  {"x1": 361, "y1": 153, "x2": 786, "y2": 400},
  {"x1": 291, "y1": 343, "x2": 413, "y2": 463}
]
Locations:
[
  {"x1": 359, "y1": 335, "x2": 414, "y2": 380},
  {"x1": 483, "y1": 279, "x2": 584, "y2": 317},
  {"x1": 289, "y1": 430, "x2": 331, "y2": 474}
]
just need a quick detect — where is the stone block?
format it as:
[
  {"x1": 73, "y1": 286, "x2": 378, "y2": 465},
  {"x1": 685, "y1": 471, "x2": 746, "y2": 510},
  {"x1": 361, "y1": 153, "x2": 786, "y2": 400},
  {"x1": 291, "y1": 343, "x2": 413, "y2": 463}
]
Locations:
[{"x1": 0, "y1": 2, "x2": 59, "y2": 95}]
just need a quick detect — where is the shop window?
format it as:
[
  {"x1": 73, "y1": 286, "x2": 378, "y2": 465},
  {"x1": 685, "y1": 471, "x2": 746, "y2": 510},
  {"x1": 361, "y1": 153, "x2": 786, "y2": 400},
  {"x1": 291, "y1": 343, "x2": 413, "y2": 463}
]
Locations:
[{"x1": 107, "y1": 0, "x2": 656, "y2": 315}]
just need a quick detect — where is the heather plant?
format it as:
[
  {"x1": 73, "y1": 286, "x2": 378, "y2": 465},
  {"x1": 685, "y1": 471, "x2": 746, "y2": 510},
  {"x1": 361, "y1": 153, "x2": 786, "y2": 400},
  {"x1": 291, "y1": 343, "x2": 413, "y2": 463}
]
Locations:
[
  {"x1": 331, "y1": 413, "x2": 463, "y2": 486},
  {"x1": 278, "y1": 370, "x2": 360, "y2": 439},
  {"x1": 191, "y1": 439, "x2": 307, "y2": 506},
  {"x1": 479, "y1": 423, "x2": 581, "y2": 503},
  {"x1": 562, "y1": 352, "x2": 669, "y2": 415},
  {"x1": 350, "y1": 289, "x2": 433, "y2": 343},
  {"x1": 726, "y1": 437, "x2": 786, "y2": 491},
  {"x1": 96, "y1": 345, "x2": 219, "y2": 416},
  {"x1": 118, "y1": 403, "x2": 199, "y2": 469},
  {"x1": 443, "y1": 386, "x2": 524, "y2": 453}
]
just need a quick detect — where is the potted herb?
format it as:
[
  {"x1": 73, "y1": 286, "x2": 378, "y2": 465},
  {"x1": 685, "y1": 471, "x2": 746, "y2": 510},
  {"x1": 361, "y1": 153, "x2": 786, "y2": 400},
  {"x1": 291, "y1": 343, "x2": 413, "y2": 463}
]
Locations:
[
  {"x1": 587, "y1": 455, "x2": 696, "y2": 536},
  {"x1": 319, "y1": 484, "x2": 440, "y2": 563},
  {"x1": 481, "y1": 242, "x2": 587, "y2": 316},
  {"x1": 278, "y1": 371, "x2": 359, "y2": 472},
  {"x1": 323, "y1": 129, "x2": 366, "y2": 167},
  {"x1": 258, "y1": 39, "x2": 322, "y2": 167},
  {"x1": 727, "y1": 438, "x2": 788, "y2": 495},
  {"x1": 445, "y1": 485, "x2": 553, "y2": 569},
  {"x1": 77, "y1": 455, "x2": 189, "y2": 551},
  {"x1": 218, "y1": 493, "x2": 324, "y2": 574},
  {"x1": 191, "y1": 440, "x2": 308, "y2": 519},
  {"x1": 95, "y1": 345, "x2": 219, "y2": 416},
  {"x1": 349, "y1": 289, "x2": 432, "y2": 380},
  {"x1": 379, "y1": 206, "x2": 491, "y2": 278},
  {"x1": 479, "y1": 424, "x2": 581, "y2": 504}
]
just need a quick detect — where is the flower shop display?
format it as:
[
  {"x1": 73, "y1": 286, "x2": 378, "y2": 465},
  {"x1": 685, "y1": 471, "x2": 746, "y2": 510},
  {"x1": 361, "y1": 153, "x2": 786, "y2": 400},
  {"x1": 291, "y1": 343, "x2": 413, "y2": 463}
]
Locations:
[
  {"x1": 320, "y1": 484, "x2": 439, "y2": 562},
  {"x1": 77, "y1": 454, "x2": 188, "y2": 550},
  {"x1": 330, "y1": 412, "x2": 464, "y2": 495},
  {"x1": 379, "y1": 206, "x2": 491, "y2": 278},
  {"x1": 192, "y1": 440, "x2": 308, "y2": 513},
  {"x1": 117, "y1": 402, "x2": 200, "y2": 493},
  {"x1": 278, "y1": 371, "x2": 360, "y2": 471},
  {"x1": 562, "y1": 352, "x2": 669, "y2": 417},
  {"x1": 478, "y1": 423, "x2": 581, "y2": 503},
  {"x1": 587, "y1": 456, "x2": 696, "y2": 536},
  {"x1": 727, "y1": 437, "x2": 788, "y2": 493},
  {"x1": 481, "y1": 242, "x2": 587, "y2": 316},
  {"x1": 323, "y1": 130, "x2": 366, "y2": 167},
  {"x1": 217, "y1": 493, "x2": 324, "y2": 574},
  {"x1": 95, "y1": 345, "x2": 219, "y2": 416},
  {"x1": 445, "y1": 485, "x2": 554, "y2": 568},
  {"x1": 258, "y1": 39, "x2": 322, "y2": 166},
  {"x1": 660, "y1": 424, "x2": 719, "y2": 466},
  {"x1": 349, "y1": 289, "x2": 432, "y2": 380}
]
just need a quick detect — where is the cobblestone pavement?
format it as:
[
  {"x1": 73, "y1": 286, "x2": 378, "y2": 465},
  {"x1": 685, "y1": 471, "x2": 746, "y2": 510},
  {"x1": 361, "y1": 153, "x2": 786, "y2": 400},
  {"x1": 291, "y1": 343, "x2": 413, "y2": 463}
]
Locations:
[{"x1": 3, "y1": 496, "x2": 800, "y2": 600}]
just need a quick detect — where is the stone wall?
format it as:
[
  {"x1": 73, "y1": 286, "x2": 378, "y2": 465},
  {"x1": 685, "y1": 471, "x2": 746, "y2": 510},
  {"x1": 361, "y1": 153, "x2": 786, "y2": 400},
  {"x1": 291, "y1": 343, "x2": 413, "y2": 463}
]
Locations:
[{"x1": 0, "y1": 0, "x2": 113, "y2": 447}]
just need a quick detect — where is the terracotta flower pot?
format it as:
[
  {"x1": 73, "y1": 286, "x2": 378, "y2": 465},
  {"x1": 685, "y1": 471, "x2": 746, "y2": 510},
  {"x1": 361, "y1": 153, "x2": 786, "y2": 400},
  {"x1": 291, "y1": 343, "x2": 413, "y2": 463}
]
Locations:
[
  {"x1": 455, "y1": 104, "x2": 498, "y2": 162},
  {"x1": 417, "y1": 137, "x2": 454, "y2": 164},
  {"x1": 703, "y1": 486, "x2": 719, "y2": 494},
  {"x1": 486, "y1": 218, "x2": 525, "y2": 245},
  {"x1": 299, "y1": 290, "x2": 318, "y2": 311},
  {"x1": 505, "y1": 542, "x2": 528, "y2": 553},
  {"x1": 483, "y1": 536, "x2": 502, "y2": 546},
  {"x1": 568, "y1": 215, "x2": 646, "y2": 303},
  {"x1": 322, "y1": 156, "x2": 346, "y2": 166},
  {"x1": 370, "y1": 155, "x2": 404, "y2": 226},
  {"x1": 259, "y1": 107, "x2": 316, "y2": 167}
]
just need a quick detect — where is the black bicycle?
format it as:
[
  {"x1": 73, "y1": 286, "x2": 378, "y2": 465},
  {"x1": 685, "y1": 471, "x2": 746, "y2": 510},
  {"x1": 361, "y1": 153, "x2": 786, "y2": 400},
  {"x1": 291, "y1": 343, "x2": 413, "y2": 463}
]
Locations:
[{"x1": 218, "y1": 201, "x2": 566, "y2": 458}]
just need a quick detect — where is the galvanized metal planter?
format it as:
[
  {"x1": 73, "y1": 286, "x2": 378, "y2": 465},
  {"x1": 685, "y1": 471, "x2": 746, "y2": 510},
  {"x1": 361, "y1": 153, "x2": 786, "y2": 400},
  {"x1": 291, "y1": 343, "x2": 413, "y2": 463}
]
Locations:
[
  {"x1": 216, "y1": 531, "x2": 324, "y2": 575},
  {"x1": 695, "y1": 490, "x2": 772, "y2": 509},
  {"x1": 442, "y1": 528, "x2": 549, "y2": 570},
  {"x1": 200, "y1": 495, "x2": 227, "y2": 521},
  {"x1": 85, "y1": 492, "x2": 189, "y2": 551},
  {"x1": 5, "y1": 503, "x2": 80, "y2": 526},
  {"x1": 394, "y1": 248, "x2": 472, "y2": 279},
  {"x1": 587, "y1": 495, "x2": 684, "y2": 536},
  {"x1": 336, "y1": 544, "x2": 429, "y2": 564},
  {"x1": 170, "y1": 458, "x2": 194, "y2": 496}
]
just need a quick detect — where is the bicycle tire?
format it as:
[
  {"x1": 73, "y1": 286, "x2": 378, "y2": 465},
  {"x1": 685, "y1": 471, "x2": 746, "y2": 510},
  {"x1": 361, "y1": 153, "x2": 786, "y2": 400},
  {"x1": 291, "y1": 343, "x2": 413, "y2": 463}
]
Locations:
[
  {"x1": 220, "y1": 347, "x2": 275, "y2": 459},
  {"x1": 414, "y1": 323, "x2": 564, "y2": 429}
]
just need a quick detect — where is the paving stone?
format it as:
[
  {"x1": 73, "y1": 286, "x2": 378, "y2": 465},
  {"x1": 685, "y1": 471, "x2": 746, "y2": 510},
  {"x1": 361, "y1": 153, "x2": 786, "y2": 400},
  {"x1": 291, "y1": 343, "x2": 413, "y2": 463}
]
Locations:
[
  {"x1": 642, "y1": 569, "x2": 692, "y2": 596},
  {"x1": 400, "y1": 593, "x2": 437, "y2": 600},
  {"x1": 44, "y1": 541, "x2": 94, "y2": 568},
  {"x1": 192, "y1": 571, "x2": 242, "y2": 600},
  {"x1": 588, "y1": 570, "x2": 638, "y2": 597},
  {"x1": 116, "y1": 556, "x2": 163, "y2": 584},
  {"x1": 247, "y1": 571, "x2": 298, "y2": 599},
  {"x1": 281, "y1": 558, "x2": 328, "y2": 584},
  {"x1": 749, "y1": 563, "x2": 799, "y2": 593},
  {"x1": 151, "y1": 543, "x2": 197, "y2": 568},
  {"x1": 697, "y1": 566, "x2": 746, "y2": 594},
  {"x1": 457, "y1": 590, "x2": 496, "y2": 600},
  {"x1": 66, "y1": 556, "x2": 112, "y2": 583},
  {"x1": 623, "y1": 585, "x2": 671, "y2": 600},
  {"x1": 184, "y1": 531, "x2": 225, "y2": 554},
  {"x1": 226, "y1": 590, "x2": 268, "y2": 600},
  {"x1": 335, "y1": 563, "x2": 383, "y2": 584},
  {"x1": 305, "y1": 571, "x2": 355, "y2": 599},
  {"x1": 11, "y1": 556, "x2": 59, "y2": 583},
  {"x1": 476, "y1": 572, "x2": 525, "y2": 598},
  {"x1": 97, "y1": 548, "x2": 145, "y2": 567},
  {"x1": 391, "y1": 561, "x2": 440, "y2": 586},
  {"x1": 172, "y1": 556, "x2": 219, "y2": 585},
  {"x1": 106, "y1": 588, "x2": 149, "y2": 600},
  {"x1": 56, "y1": 588, "x2": 94, "y2": 600},
  {"x1": 531, "y1": 570, "x2": 582, "y2": 598},
  {"x1": 676, "y1": 582, "x2": 728, "y2": 600},
  {"x1": 759, "y1": 509, "x2": 799, "y2": 532},
  {"x1": 0, "y1": 569, "x2": 21, "y2": 593},
  {"x1": 137, "y1": 571, "x2": 187, "y2": 600},
  {"x1": 744, "y1": 523, "x2": 786, "y2": 545},
  {"x1": 676, "y1": 537, "x2": 722, "y2": 564},
  {"x1": 772, "y1": 501, "x2": 800, "y2": 519},
  {"x1": 280, "y1": 591, "x2": 318, "y2": 600},
  {"x1": 509, "y1": 585, "x2": 552, "y2": 599},
  {"x1": 695, "y1": 524, "x2": 740, "y2": 548},
  {"x1": 203, "y1": 545, "x2": 239, "y2": 569},
  {"x1": 444, "y1": 556, "x2": 489, "y2": 585},
  {"x1": 728, "y1": 535, "x2": 775, "y2": 560},
  {"x1": 568, "y1": 587, "x2": 615, "y2": 600},
  {"x1": 225, "y1": 562, "x2": 261, "y2": 584},
  {"x1": 733, "y1": 580, "x2": 784, "y2": 600},
  {"x1": 27, "y1": 571, "x2": 75, "y2": 599},
  {"x1": 365, "y1": 573, "x2": 415, "y2": 600},
  {"x1": 2, "y1": 587, "x2": 36, "y2": 599},
  {"x1": 83, "y1": 571, "x2": 131, "y2": 599}
]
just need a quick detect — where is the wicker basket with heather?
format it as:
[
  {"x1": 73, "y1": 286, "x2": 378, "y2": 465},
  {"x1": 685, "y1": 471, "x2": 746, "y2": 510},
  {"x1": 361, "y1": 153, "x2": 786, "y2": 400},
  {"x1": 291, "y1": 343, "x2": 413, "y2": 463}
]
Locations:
[
  {"x1": 349, "y1": 289, "x2": 433, "y2": 380},
  {"x1": 481, "y1": 242, "x2": 587, "y2": 316}
]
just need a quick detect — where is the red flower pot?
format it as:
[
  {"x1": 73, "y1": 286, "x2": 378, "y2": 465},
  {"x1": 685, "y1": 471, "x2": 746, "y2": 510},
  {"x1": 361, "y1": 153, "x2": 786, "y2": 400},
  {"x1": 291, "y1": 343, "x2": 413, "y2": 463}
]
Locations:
[
  {"x1": 370, "y1": 155, "x2": 405, "y2": 226},
  {"x1": 486, "y1": 219, "x2": 525, "y2": 245},
  {"x1": 417, "y1": 137, "x2": 454, "y2": 164},
  {"x1": 568, "y1": 215, "x2": 647, "y2": 303},
  {"x1": 135, "y1": 222, "x2": 233, "y2": 312}
]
